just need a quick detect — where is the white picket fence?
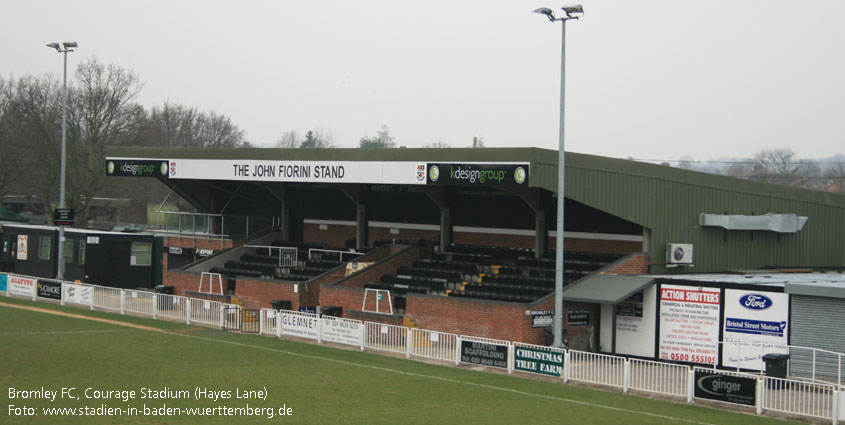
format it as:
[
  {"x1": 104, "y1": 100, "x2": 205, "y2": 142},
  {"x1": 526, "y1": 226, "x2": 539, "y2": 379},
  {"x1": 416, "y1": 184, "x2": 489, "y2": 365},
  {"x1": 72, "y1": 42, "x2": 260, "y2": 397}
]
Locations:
[{"x1": 2, "y1": 271, "x2": 844, "y2": 424}]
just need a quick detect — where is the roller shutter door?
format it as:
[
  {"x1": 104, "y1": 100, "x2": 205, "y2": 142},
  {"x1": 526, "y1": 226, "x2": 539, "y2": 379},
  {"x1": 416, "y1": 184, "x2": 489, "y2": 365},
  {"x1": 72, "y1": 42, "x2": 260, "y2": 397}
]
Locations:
[{"x1": 790, "y1": 295, "x2": 845, "y2": 381}]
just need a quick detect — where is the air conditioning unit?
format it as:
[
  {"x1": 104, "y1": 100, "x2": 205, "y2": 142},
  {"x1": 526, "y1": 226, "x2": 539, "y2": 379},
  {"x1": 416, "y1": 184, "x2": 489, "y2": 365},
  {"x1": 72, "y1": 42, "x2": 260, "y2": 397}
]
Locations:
[{"x1": 666, "y1": 243, "x2": 693, "y2": 265}]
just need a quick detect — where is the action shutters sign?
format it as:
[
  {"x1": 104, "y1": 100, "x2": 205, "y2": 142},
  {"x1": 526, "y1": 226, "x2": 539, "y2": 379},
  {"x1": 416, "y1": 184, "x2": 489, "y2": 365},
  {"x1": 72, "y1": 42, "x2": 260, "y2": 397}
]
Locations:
[
  {"x1": 513, "y1": 344, "x2": 564, "y2": 376},
  {"x1": 37, "y1": 280, "x2": 62, "y2": 300},
  {"x1": 659, "y1": 284, "x2": 721, "y2": 365},
  {"x1": 460, "y1": 340, "x2": 509, "y2": 369},
  {"x1": 106, "y1": 159, "x2": 170, "y2": 178},
  {"x1": 9, "y1": 275, "x2": 36, "y2": 297},
  {"x1": 426, "y1": 163, "x2": 529, "y2": 187},
  {"x1": 693, "y1": 369, "x2": 757, "y2": 406}
]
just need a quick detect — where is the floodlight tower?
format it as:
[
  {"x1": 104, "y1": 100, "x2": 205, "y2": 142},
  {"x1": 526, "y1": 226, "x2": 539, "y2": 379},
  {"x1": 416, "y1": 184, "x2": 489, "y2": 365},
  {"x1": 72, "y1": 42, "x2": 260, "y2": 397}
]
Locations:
[
  {"x1": 46, "y1": 41, "x2": 77, "y2": 280},
  {"x1": 532, "y1": 6, "x2": 582, "y2": 348}
]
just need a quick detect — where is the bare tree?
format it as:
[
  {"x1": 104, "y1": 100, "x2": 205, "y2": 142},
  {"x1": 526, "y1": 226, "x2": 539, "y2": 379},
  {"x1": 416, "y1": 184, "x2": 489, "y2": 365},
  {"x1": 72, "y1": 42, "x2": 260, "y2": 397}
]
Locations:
[
  {"x1": 300, "y1": 129, "x2": 335, "y2": 148},
  {"x1": 65, "y1": 57, "x2": 148, "y2": 225},
  {"x1": 0, "y1": 76, "x2": 18, "y2": 199},
  {"x1": 472, "y1": 136, "x2": 485, "y2": 148},
  {"x1": 2, "y1": 74, "x2": 63, "y2": 217},
  {"x1": 752, "y1": 148, "x2": 816, "y2": 188},
  {"x1": 424, "y1": 140, "x2": 451, "y2": 148},
  {"x1": 359, "y1": 125, "x2": 395, "y2": 148},
  {"x1": 825, "y1": 163, "x2": 845, "y2": 193},
  {"x1": 275, "y1": 130, "x2": 301, "y2": 148},
  {"x1": 143, "y1": 102, "x2": 244, "y2": 148}
]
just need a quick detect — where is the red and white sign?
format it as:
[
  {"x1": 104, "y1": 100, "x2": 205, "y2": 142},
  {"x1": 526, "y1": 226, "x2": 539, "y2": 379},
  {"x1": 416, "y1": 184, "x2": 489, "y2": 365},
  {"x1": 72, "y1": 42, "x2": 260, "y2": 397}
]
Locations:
[
  {"x1": 16, "y1": 235, "x2": 28, "y2": 260},
  {"x1": 9, "y1": 275, "x2": 36, "y2": 297},
  {"x1": 659, "y1": 284, "x2": 721, "y2": 365}
]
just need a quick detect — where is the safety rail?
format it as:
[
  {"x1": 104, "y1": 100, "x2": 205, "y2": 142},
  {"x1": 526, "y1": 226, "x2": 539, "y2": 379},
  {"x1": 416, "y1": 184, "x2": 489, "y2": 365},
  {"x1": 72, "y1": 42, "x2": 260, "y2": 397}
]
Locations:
[
  {"x1": 365, "y1": 322, "x2": 407, "y2": 354},
  {"x1": 628, "y1": 358, "x2": 689, "y2": 397},
  {"x1": 191, "y1": 298, "x2": 224, "y2": 326},
  {"x1": 308, "y1": 248, "x2": 364, "y2": 262},
  {"x1": 245, "y1": 245, "x2": 298, "y2": 267},
  {"x1": 155, "y1": 293, "x2": 188, "y2": 322},
  {"x1": 763, "y1": 376, "x2": 837, "y2": 420},
  {"x1": 259, "y1": 308, "x2": 278, "y2": 336},
  {"x1": 92, "y1": 285, "x2": 123, "y2": 312},
  {"x1": 124, "y1": 290, "x2": 155, "y2": 315},
  {"x1": 4, "y1": 270, "x2": 845, "y2": 425},
  {"x1": 568, "y1": 350, "x2": 625, "y2": 389},
  {"x1": 408, "y1": 328, "x2": 457, "y2": 363}
]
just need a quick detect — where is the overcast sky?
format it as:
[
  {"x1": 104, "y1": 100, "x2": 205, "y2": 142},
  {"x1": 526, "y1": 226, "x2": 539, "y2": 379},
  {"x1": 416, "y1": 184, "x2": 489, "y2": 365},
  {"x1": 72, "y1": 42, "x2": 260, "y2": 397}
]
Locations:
[{"x1": 2, "y1": 0, "x2": 843, "y2": 161}]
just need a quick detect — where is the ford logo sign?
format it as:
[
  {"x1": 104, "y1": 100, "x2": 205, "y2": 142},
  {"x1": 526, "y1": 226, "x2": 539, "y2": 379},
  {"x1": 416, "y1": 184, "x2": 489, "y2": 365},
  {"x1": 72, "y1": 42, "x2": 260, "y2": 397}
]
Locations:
[{"x1": 739, "y1": 293, "x2": 771, "y2": 310}]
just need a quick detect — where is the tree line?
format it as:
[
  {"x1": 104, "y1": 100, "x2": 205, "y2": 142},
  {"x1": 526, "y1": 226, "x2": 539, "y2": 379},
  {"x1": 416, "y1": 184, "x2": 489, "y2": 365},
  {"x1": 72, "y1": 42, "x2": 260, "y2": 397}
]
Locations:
[{"x1": 0, "y1": 58, "x2": 246, "y2": 224}]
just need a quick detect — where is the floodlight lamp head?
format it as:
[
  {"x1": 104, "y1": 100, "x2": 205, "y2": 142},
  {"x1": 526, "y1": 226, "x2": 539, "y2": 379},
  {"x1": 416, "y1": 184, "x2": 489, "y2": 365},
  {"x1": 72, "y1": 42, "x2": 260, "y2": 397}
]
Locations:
[
  {"x1": 46, "y1": 42, "x2": 62, "y2": 52},
  {"x1": 62, "y1": 41, "x2": 78, "y2": 50},
  {"x1": 532, "y1": 7, "x2": 557, "y2": 21},
  {"x1": 562, "y1": 5, "x2": 584, "y2": 18}
]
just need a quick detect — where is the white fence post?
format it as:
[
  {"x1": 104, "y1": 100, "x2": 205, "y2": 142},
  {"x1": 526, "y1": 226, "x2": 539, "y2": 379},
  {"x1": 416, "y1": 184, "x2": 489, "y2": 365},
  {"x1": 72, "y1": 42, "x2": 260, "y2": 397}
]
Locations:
[
  {"x1": 89, "y1": 288, "x2": 94, "y2": 311},
  {"x1": 406, "y1": 328, "x2": 413, "y2": 359},
  {"x1": 833, "y1": 390, "x2": 840, "y2": 425},
  {"x1": 259, "y1": 309, "x2": 265, "y2": 335},
  {"x1": 563, "y1": 351, "x2": 571, "y2": 383},
  {"x1": 31, "y1": 279, "x2": 35, "y2": 301},
  {"x1": 119, "y1": 290, "x2": 125, "y2": 315},
  {"x1": 153, "y1": 293, "x2": 158, "y2": 319},
  {"x1": 507, "y1": 344, "x2": 514, "y2": 374},
  {"x1": 687, "y1": 369, "x2": 694, "y2": 403},
  {"x1": 59, "y1": 282, "x2": 65, "y2": 305},
  {"x1": 623, "y1": 359, "x2": 631, "y2": 393},
  {"x1": 317, "y1": 317, "x2": 323, "y2": 344},
  {"x1": 276, "y1": 310, "x2": 282, "y2": 338},
  {"x1": 360, "y1": 323, "x2": 365, "y2": 351},
  {"x1": 455, "y1": 337, "x2": 462, "y2": 366},
  {"x1": 756, "y1": 377, "x2": 763, "y2": 415},
  {"x1": 186, "y1": 299, "x2": 192, "y2": 325}
]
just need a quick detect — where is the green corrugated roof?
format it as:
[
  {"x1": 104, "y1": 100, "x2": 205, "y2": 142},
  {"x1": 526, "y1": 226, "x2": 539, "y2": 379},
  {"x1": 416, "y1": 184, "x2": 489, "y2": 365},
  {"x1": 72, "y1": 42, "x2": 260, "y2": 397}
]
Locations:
[
  {"x1": 105, "y1": 146, "x2": 845, "y2": 208},
  {"x1": 561, "y1": 274, "x2": 655, "y2": 304}
]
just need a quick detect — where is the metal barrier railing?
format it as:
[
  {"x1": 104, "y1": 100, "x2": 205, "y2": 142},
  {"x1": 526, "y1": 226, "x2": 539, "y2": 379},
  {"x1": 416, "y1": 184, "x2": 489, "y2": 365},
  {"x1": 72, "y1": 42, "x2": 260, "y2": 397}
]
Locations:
[
  {"x1": 92, "y1": 285, "x2": 123, "y2": 312},
  {"x1": 155, "y1": 293, "x2": 188, "y2": 321},
  {"x1": 629, "y1": 358, "x2": 689, "y2": 397},
  {"x1": 308, "y1": 248, "x2": 364, "y2": 262},
  {"x1": 3, "y1": 270, "x2": 845, "y2": 424},
  {"x1": 409, "y1": 328, "x2": 457, "y2": 362},
  {"x1": 191, "y1": 299, "x2": 223, "y2": 326},
  {"x1": 124, "y1": 290, "x2": 155, "y2": 315},
  {"x1": 365, "y1": 322, "x2": 407, "y2": 354},
  {"x1": 569, "y1": 350, "x2": 625, "y2": 389},
  {"x1": 763, "y1": 375, "x2": 836, "y2": 420}
]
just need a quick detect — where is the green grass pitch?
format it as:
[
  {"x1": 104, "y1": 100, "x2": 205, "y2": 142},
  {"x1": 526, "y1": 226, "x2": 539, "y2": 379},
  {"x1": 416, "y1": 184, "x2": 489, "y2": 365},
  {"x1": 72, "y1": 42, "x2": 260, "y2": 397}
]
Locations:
[{"x1": 0, "y1": 297, "x2": 798, "y2": 424}]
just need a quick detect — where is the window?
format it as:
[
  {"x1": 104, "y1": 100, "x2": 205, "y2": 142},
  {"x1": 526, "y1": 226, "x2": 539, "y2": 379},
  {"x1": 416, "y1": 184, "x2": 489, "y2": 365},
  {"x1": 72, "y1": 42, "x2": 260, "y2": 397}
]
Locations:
[
  {"x1": 79, "y1": 241, "x2": 86, "y2": 265},
  {"x1": 64, "y1": 240, "x2": 74, "y2": 264},
  {"x1": 130, "y1": 242, "x2": 152, "y2": 266},
  {"x1": 39, "y1": 237, "x2": 52, "y2": 261}
]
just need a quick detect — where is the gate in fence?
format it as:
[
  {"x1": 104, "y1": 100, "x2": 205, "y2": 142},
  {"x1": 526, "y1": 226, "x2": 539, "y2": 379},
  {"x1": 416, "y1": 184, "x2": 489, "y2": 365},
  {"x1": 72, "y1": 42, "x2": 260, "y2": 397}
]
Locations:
[
  {"x1": 241, "y1": 310, "x2": 260, "y2": 333},
  {"x1": 222, "y1": 306, "x2": 241, "y2": 331}
]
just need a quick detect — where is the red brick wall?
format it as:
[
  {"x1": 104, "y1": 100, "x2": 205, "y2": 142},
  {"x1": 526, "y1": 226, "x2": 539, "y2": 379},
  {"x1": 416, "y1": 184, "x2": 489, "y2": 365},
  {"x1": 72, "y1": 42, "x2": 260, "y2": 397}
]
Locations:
[
  {"x1": 553, "y1": 237, "x2": 642, "y2": 255},
  {"x1": 319, "y1": 245, "x2": 423, "y2": 315},
  {"x1": 320, "y1": 285, "x2": 366, "y2": 316},
  {"x1": 233, "y1": 278, "x2": 300, "y2": 311},
  {"x1": 304, "y1": 223, "x2": 355, "y2": 249},
  {"x1": 603, "y1": 252, "x2": 650, "y2": 274},
  {"x1": 165, "y1": 237, "x2": 235, "y2": 251}
]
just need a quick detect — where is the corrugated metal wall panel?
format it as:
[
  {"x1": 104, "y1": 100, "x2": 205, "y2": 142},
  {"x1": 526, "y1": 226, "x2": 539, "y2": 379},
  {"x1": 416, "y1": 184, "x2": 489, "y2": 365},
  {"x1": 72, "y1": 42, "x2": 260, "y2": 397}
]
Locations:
[
  {"x1": 562, "y1": 164, "x2": 845, "y2": 272},
  {"x1": 790, "y1": 295, "x2": 845, "y2": 380}
]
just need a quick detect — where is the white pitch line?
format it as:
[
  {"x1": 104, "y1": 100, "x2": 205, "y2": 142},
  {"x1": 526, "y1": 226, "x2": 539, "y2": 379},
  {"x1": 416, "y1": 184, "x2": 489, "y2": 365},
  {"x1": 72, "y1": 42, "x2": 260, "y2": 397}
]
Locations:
[
  {"x1": 160, "y1": 331, "x2": 720, "y2": 425},
  {"x1": 0, "y1": 329, "x2": 140, "y2": 335}
]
